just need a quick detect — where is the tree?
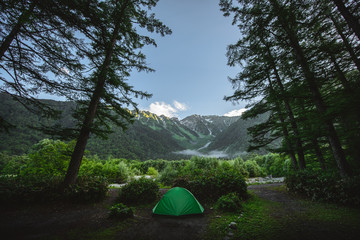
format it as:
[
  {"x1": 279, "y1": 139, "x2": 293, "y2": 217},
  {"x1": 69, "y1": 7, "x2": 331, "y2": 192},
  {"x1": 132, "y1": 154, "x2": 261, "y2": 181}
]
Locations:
[
  {"x1": 331, "y1": 0, "x2": 360, "y2": 40},
  {"x1": 220, "y1": 0, "x2": 358, "y2": 177},
  {"x1": 0, "y1": 0, "x2": 89, "y2": 131},
  {"x1": 62, "y1": 0, "x2": 171, "y2": 187}
]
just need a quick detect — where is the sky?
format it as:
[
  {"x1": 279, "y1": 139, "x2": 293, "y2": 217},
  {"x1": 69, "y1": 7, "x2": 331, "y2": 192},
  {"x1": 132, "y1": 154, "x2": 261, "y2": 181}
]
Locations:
[{"x1": 127, "y1": 0, "x2": 247, "y2": 119}]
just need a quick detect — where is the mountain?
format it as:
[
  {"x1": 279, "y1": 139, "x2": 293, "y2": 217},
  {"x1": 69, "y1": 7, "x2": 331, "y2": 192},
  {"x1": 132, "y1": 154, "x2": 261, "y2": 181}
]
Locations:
[
  {"x1": 204, "y1": 115, "x2": 270, "y2": 156},
  {"x1": 180, "y1": 115, "x2": 240, "y2": 136},
  {"x1": 0, "y1": 94, "x2": 267, "y2": 160}
]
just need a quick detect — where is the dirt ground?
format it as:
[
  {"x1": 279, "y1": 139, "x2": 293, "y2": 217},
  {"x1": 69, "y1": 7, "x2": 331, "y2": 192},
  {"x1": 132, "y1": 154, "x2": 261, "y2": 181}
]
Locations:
[
  {"x1": 0, "y1": 188, "x2": 209, "y2": 240},
  {"x1": 1, "y1": 184, "x2": 359, "y2": 240}
]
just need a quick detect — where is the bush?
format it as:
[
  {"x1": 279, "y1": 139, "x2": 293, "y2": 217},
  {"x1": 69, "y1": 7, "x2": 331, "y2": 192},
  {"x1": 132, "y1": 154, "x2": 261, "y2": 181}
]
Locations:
[
  {"x1": 215, "y1": 192, "x2": 242, "y2": 212},
  {"x1": 158, "y1": 165, "x2": 178, "y2": 186},
  {"x1": 118, "y1": 177, "x2": 159, "y2": 205},
  {"x1": 233, "y1": 157, "x2": 249, "y2": 178},
  {"x1": 64, "y1": 176, "x2": 109, "y2": 203},
  {"x1": 109, "y1": 203, "x2": 134, "y2": 219},
  {"x1": 20, "y1": 139, "x2": 74, "y2": 178},
  {"x1": 285, "y1": 170, "x2": 360, "y2": 206},
  {"x1": 0, "y1": 175, "x2": 108, "y2": 204},
  {"x1": 174, "y1": 169, "x2": 247, "y2": 203},
  {"x1": 245, "y1": 160, "x2": 265, "y2": 178},
  {"x1": 1, "y1": 155, "x2": 28, "y2": 175},
  {"x1": 146, "y1": 167, "x2": 159, "y2": 177}
]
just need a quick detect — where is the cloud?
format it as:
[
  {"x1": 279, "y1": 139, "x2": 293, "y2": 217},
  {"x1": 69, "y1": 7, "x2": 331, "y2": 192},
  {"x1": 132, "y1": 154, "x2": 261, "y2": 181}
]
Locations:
[
  {"x1": 224, "y1": 108, "x2": 247, "y2": 117},
  {"x1": 148, "y1": 100, "x2": 188, "y2": 118},
  {"x1": 149, "y1": 102, "x2": 177, "y2": 117},
  {"x1": 174, "y1": 149, "x2": 229, "y2": 158},
  {"x1": 173, "y1": 100, "x2": 188, "y2": 111}
]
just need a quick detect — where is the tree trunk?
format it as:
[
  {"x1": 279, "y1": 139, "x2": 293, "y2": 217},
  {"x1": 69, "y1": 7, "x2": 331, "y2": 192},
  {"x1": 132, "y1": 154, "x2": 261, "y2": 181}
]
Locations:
[
  {"x1": 270, "y1": 0, "x2": 352, "y2": 177},
  {"x1": 312, "y1": 137, "x2": 327, "y2": 170},
  {"x1": 267, "y1": 47, "x2": 306, "y2": 169},
  {"x1": 0, "y1": 2, "x2": 36, "y2": 60},
  {"x1": 330, "y1": 15, "x2": 360, "y2": 73},
  {"x1": 268, "y1": 78, "x2": 298, "y2": 171},
  {"x1": 332, "y1": 0, "x2": 360, "y2": 41},
  {"x1": 62, "y1": 1, "x2": 130, "y2": 188}
]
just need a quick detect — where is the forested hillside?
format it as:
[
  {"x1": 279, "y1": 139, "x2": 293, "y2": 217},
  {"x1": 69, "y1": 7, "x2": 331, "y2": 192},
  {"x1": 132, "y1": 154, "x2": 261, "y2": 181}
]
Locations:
[{"x1": 0, "y1": 93, "x2": 263, "y2": 159}]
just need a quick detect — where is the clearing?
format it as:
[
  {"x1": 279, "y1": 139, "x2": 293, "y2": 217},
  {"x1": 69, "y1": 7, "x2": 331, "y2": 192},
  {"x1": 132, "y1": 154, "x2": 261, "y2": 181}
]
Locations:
[{"x1": 1, "y1": 183, "x2": 360, "y2": 239}]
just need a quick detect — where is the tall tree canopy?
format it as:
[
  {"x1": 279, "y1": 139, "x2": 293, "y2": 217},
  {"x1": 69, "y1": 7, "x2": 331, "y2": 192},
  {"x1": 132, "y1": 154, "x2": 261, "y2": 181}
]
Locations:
[
  {"x1": 220, "y1": 0, "x2": 360, "y2": 177},
  {"x1": 1, "y1": 0, "x2": 171, "y2": 186}
]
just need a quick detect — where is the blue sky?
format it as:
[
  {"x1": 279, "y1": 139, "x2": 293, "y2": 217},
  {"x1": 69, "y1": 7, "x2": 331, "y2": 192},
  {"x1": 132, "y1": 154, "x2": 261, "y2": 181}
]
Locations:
[{"x1": 128, "y1": 0, "x2": 247, "y2": 119}]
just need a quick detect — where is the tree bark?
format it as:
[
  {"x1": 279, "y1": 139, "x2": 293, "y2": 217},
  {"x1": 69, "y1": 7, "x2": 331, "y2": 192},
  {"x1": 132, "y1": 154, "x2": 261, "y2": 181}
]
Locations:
[
  {"x1": 265, "y1": 46, "x2": 306, "y2": 169},
  {"x1": 268, "y1": 78, "x2": 298, "y2": 171},
  {"x1": 312, "y1": 138, "x2": 327, "y2": 170},
  {"x1": 330, "y1": 15, "x2": 360, "y2": 73},
  {"x1": 62, "y1": 1, "x2": 130, "y2": 188},
  {"x1": 270, "y1": 0, "x2": 352, "y2": 177},
  {"x1": 332, "y1": 0, "x2": 360, "y2": 41},
  {"x1": 0, "y1": 2, "x2": 36, "y2": 60}
]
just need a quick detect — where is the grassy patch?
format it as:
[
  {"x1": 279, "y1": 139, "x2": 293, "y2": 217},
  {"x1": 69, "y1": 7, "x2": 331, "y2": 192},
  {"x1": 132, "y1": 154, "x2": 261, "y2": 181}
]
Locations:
[
  {"x1": 203, "y1": 191, "x2": 360, "y2": 240},
  {"x1": 203, "y1": 194, "x2": 280, "y2": 240}
]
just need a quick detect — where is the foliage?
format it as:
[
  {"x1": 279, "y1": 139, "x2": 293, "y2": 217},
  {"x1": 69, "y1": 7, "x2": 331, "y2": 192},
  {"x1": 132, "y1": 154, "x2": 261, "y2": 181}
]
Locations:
[
  {"x1": 20, "y1": 139, "x2": 74, "y2": 177},
  {"x1": 146, "y1": 167, "x2": 159, "y2": 177},
  {"x1": 109, "y1": 203, "x2": 134, "y2": 219},
  {"x1": 245, "y1": 160, "x2": 266, "y2": 178},
  {"x1": 175, "y1": 168, "x2": 247, "y2": 203},
  {"x1": 232, "y1": 157, "x2": 249, "y2": 178},
  {"x1": 0, "y1": 175, "x2": 108, "y2": 204},
  {"x1": 285, "y1": 170, "x2": 360, "y2": 206},
  {"x1": 0, "y1": 153, "x2": 28, "y2": 175},
  {"x1": 64, "y1": 176, "x2": 109, "y2": 203},
  {"x1": 215, "y1": 192, "x2": 242, "y2": 212},
  {"x1": 118, "y1": 177, "x2": 159, "y2": 205},
  {"x1": 158, "y1": 165, "x2": 179, "y2": 186}
]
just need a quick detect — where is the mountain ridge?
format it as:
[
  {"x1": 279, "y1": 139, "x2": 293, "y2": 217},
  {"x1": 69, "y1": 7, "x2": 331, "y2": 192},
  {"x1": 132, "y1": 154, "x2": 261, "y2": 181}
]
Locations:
[{"x1": 0, "y1": 94, "x2": 265, "y2": 160}]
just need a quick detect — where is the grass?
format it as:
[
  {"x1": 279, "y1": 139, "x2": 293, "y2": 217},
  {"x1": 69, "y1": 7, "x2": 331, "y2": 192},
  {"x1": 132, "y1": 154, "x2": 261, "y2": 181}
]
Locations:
[
  {"x1": 203, "y1": 190, "x2": 360, "y2": 240},
  {"x1": 203, "y1": 194, "x2": 280, "y2": 240}
]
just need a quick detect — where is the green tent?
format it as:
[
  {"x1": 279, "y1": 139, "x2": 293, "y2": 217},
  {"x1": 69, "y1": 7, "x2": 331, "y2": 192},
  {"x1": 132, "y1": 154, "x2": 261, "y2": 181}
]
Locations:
[{"x1": 152, "y1": 187, "x2": 204, "y2": 216}]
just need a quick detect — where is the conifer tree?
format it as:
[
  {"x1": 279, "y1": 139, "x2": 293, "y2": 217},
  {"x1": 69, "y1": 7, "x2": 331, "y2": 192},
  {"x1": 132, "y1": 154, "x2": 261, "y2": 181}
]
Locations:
[{"x1": 62, "y1": 0, "x2": 171, "y2": 187}]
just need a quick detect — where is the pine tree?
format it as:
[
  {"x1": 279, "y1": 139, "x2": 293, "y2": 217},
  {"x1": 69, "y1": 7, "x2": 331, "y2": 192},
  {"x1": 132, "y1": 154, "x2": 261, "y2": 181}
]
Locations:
[{"x1": 62, "y1": 0, "x2": 171, "y2": 187}]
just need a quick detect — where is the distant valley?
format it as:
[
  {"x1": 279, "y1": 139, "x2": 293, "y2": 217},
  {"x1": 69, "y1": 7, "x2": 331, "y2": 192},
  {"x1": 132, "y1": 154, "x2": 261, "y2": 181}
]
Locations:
[{"x1": 0, "y1": 94, "x2": 268, "y2": 160}]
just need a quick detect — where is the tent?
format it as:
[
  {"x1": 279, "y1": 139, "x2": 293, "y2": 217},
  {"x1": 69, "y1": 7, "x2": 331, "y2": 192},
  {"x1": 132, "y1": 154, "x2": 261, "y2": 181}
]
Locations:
[{"x1": 152, "y1": 187, "x2": 204, "y2": 216}]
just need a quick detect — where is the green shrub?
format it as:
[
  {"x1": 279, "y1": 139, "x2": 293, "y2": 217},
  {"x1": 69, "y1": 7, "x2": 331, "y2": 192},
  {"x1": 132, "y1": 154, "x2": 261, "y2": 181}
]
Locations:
[
  {"x1": 118, "y1": 177, "x2": 159, "y2": 205},
  {"x1": 233, "y1": 157, "x2": 249, "y2": 178},
  {"x1": 109, "y1": 203, "x2": 134, "y2": 219},
  {"x1": 1, "y1": 155, "x2": 28, "y2": 175},
  {"x1": 158, "y1": 165, "x2": 178, "y2": 186},
  {"x1": 146, "y1": 167, "x2": 159, "y2": 177},
  {"x1": 20, "y1": 139, "x2": 74, "y2": 178},
  {"x1": 215, "y1": 192, "x2": 242, "y2": 212},
  {"x1": 0, "y1": 175, "x2": 62, "y2": 203},
  {"x1": 285, "y1": 170, "x2": 360, "y2": 206},
  {"x1": 245, "y1": 160, "x2": 265, "y2": 177},
  {"x1": 174, "y1": 169, "x2": 247, "y2": 203},
  {"x1": 64, "y1": 176, "x2": 109, "y2": 203},
  {"x1": 0, "y1": 175, "x2": 108, "y2": 204}
]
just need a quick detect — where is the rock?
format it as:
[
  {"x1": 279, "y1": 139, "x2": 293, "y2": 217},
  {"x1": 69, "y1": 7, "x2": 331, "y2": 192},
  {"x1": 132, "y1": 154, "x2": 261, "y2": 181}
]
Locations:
[{"x1": 229, "y1": 222, "x2": 237, "y2": 229}]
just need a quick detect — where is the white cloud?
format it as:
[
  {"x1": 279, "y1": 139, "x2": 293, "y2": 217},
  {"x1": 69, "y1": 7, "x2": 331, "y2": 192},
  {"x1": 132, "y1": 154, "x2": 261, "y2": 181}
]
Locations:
[
  {"x1": 149, "y1": 102, "x2": 177, "y2": 117},
  {"x1": 148, "y1": 100, "x2": 188, "y2": 118},
  {"x1": 224, "y1": 108, "x2": 247, "y2": 117},
  {"x1": 173, "y1": 100, "x2": 188, "y2": 111}
]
